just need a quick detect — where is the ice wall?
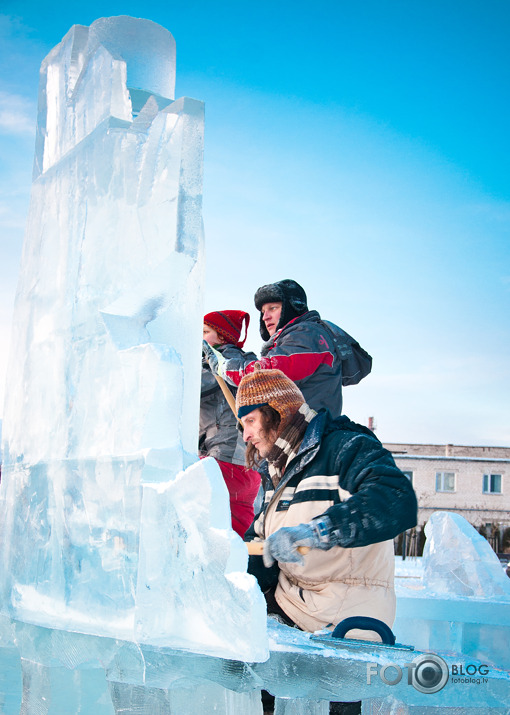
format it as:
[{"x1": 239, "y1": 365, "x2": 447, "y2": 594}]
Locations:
[{"x1": 0, "y1": 16, "x2": 267, "y2": 662}]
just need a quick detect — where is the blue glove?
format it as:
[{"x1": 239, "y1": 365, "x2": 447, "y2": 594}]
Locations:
[
  {"x1": 202, "y1": 340, "x2": 226, "y2": 377},
  {"x1": 263, "y1": 520, "x2": 332, "y2": 567}
]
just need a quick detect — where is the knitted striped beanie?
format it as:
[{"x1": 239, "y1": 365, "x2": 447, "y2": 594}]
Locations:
[{"x1": 236, "y1": 363, "x2": 305, "y2": 427}]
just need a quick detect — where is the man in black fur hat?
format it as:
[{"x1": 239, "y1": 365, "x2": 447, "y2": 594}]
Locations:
[{"x1": 205, "y1": 279, "x2": 371, "y2": 419}]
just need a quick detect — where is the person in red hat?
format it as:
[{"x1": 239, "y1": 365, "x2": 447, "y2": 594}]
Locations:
[{"x1": 200, "y1": 310, "x2": 261, "y2": 538}]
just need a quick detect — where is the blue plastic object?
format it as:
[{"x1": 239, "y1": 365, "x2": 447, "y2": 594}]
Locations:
[{"x1": 332, "y1": 616, "x2": 396, "y2": 645}]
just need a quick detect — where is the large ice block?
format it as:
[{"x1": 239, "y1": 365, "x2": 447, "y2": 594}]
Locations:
[
  {"x1": 422, "y1": 511, "x2": 510, "y2": 599},
  {"x1": 393, "y1": 513, "x2": 510, "y2": 671},
  {"x1": 0, "y1": 617, "x2": 508, "y2": 712},
  {"x1": 135, "y1": 457, "x2": 267, "y2": 659},
  {"x1": 0, "y1": 16, "x2": 267, "y2": 663}
]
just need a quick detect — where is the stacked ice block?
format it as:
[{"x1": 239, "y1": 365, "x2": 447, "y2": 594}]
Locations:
[{"x1": 0, "y1": 15, "x2": 267, "y2": 664}]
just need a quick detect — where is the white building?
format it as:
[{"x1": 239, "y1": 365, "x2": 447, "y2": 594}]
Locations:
[{"x1": 383, "y1": 442, "x2": 510, "y2": 546}]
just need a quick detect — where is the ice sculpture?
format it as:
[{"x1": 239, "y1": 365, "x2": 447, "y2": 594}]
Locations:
[
  {"x1": 1, "y1": 15, "x2": 508, "y2": 715},
  {"x1": 393, "y1": 512, "x2": 510, "y2": 672},
  {"x1": 422, "y1": 511, "x2": 510, "y2": 598},
  {"x1": 0, "y1": 15, "x2": 267, "y2": 663}
]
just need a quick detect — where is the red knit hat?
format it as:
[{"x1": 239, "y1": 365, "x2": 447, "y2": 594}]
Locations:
[{"x1": 203, "y1": 310, "x2": 250, "y2": 348}]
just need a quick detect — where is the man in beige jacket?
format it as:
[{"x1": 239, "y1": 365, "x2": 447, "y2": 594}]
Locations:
[
  {"x1": 238, "y1": 364, "x2": 417, "y2": 637},
  {"x1": 238, "y1": 366, "x2": 417, "y2": 714}
]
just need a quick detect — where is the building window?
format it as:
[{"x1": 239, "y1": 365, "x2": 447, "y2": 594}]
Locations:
[
  {"x1": 436, "y1": 471, "x2": 455, "y2": 492},
  {"x1": 483, "y1": 474, "x2": 502, "y2": 494},
  {"x1": 402, "y1": 470, "x2": 413, "y2": 485}
]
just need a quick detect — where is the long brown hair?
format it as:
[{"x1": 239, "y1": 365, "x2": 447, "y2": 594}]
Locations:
[{"x1": 245, "y1": 405, "x2": 281, "y2": 468}]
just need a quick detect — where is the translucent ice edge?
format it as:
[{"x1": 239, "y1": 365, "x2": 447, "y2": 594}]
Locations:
[
  {"x1": 11, "y1": 586, "x2": 136, "y2": 640},
  {"x1": 0, "y1": 616, "x2": 508, "y2": 708}
]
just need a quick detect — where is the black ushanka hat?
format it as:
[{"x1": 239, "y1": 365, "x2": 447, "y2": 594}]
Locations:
[{"x1": 254, "y1": 279, "x2": 308, "y2": 341}]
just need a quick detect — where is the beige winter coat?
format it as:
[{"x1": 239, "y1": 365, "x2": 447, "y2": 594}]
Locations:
[
  {"x1": 258, "y1": 483, "x2": 395, "y2": 639},
  {"x1": 249, "y1": 411, "x2": 418, "y2": 639}
]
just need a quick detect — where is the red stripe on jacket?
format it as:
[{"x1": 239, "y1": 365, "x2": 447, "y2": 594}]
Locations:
[{"x1": 225, "y1": 350, "x2": 334, "y2": 386}]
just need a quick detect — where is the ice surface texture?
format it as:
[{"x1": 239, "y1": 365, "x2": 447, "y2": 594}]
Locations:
[
  {"x1": 393, "y1": 513, "x2": 510, "y2": 671},
  {"x1": 422, "y1": 511, "x2": 510, "y2": 599},
  {"x1": 0, "y1": 16, "x2": 267, "y2": 662},
  {"x1": 0, "y1": 617, "x2": 508, "y2": 713}
]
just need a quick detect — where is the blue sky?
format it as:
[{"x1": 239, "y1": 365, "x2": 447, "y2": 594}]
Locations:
[{"x1": 0, "y1": 1, "x2": 509, "y2": 445}]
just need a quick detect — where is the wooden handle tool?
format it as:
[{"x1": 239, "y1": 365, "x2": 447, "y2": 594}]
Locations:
[
  {"x1": 213, "y1": 373, "x2": 239, "y2": 422},
  {"x1": 246, "y1": 541, "x2": 310, "y2": 556}
]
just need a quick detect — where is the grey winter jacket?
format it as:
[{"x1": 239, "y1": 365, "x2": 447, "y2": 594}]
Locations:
[
  {"x1": 199, "y1": 363, "x2": 247, "y2": 465},
  {"x1": 216, "y1": 311, "x2": 372, "y2": 418}
]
